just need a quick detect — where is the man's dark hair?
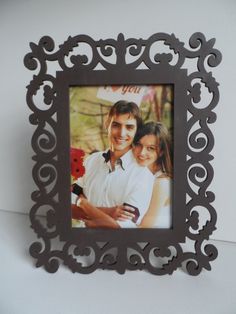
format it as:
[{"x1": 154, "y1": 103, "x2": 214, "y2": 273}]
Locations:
[{"x1": 106, "y1": 100, "x2": 143, "y2": 128}]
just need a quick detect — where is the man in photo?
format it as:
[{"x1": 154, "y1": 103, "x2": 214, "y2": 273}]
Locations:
[{"x1": 71, "y1": 100, "x2": 154, "y2": 228}]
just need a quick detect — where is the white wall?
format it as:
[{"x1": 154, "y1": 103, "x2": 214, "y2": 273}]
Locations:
[{"x1": 0, "y1": 0, "x2": 235, "y2": 242}]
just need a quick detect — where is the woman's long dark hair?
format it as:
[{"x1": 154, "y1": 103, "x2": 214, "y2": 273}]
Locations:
[{"x1": 133, "y1": 122, "x2": 172, "y2": 177}]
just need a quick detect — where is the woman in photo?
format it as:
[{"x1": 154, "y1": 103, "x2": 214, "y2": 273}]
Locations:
[{"x1": 132, "y1": 121, "x2": 172, "y2": 228}]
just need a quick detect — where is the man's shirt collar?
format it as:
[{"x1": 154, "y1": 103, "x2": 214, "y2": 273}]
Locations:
[{"x1": 102, "y1": 149, "x2": 134, "y2": 171}]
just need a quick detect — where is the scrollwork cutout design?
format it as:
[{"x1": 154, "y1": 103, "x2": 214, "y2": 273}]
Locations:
[{"x1": 25, "y1": 32, "x2": 221, "y2": 275}]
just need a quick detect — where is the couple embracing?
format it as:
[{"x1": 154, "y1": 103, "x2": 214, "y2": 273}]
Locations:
[{"x1": 71, "y1": 100, "x2": 172, "y2": 228}]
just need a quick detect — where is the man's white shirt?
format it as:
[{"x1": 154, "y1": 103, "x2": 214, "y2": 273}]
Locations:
[{"x1": 73, "y1": 149, "x2": 154, "y2": 227}]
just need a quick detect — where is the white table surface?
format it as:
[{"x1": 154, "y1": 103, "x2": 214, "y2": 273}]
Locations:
[{"x1": 0, "y1": 209, "x2": 235, "y2": 314}]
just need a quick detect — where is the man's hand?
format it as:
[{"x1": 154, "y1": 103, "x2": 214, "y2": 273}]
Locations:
[{"x1": 71, "y1": 204, "x2": 88, "y2": 220}]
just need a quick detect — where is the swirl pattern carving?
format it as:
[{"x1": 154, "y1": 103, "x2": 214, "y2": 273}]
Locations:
[{"x1": 25, "y1": 32, "x2": 221, "y2": 275}]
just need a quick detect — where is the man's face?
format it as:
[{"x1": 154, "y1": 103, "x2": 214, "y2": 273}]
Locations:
[{"x1": 107, "y1": 113, "x2": 137, "y2": 152}]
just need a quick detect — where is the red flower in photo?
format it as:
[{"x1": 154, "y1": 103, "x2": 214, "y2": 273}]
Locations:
[{"x1": 70, "y1": 147, "x2": 85, "y2": 180}]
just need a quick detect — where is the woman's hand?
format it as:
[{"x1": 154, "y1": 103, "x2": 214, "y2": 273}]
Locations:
[{"x1": 111, "y1": 205, "x2": 135, "y2": 221}]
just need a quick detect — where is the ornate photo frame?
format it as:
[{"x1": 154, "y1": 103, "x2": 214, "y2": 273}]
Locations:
[{"x1": 24, "y1": 32, "x2": 221, "y2": 275}]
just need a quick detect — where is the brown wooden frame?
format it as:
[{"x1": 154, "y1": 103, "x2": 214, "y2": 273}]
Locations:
[{"x1": 24, "y1": 32, "x2": 221, "y2": 275}]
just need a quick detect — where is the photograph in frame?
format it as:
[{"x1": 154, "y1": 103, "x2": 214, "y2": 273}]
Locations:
[{"x1": 70, "y1": 85, "x2": 173, "y2": 229}]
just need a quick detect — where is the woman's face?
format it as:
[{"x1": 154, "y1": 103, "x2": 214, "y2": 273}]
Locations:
[{"x1": 133, "y1": 134, "x2": 159, "y2": 167}]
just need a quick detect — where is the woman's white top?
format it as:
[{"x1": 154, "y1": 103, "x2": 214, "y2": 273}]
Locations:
[{"x1": 152, "y1": 170, "x2": 171, "y2": 228}]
